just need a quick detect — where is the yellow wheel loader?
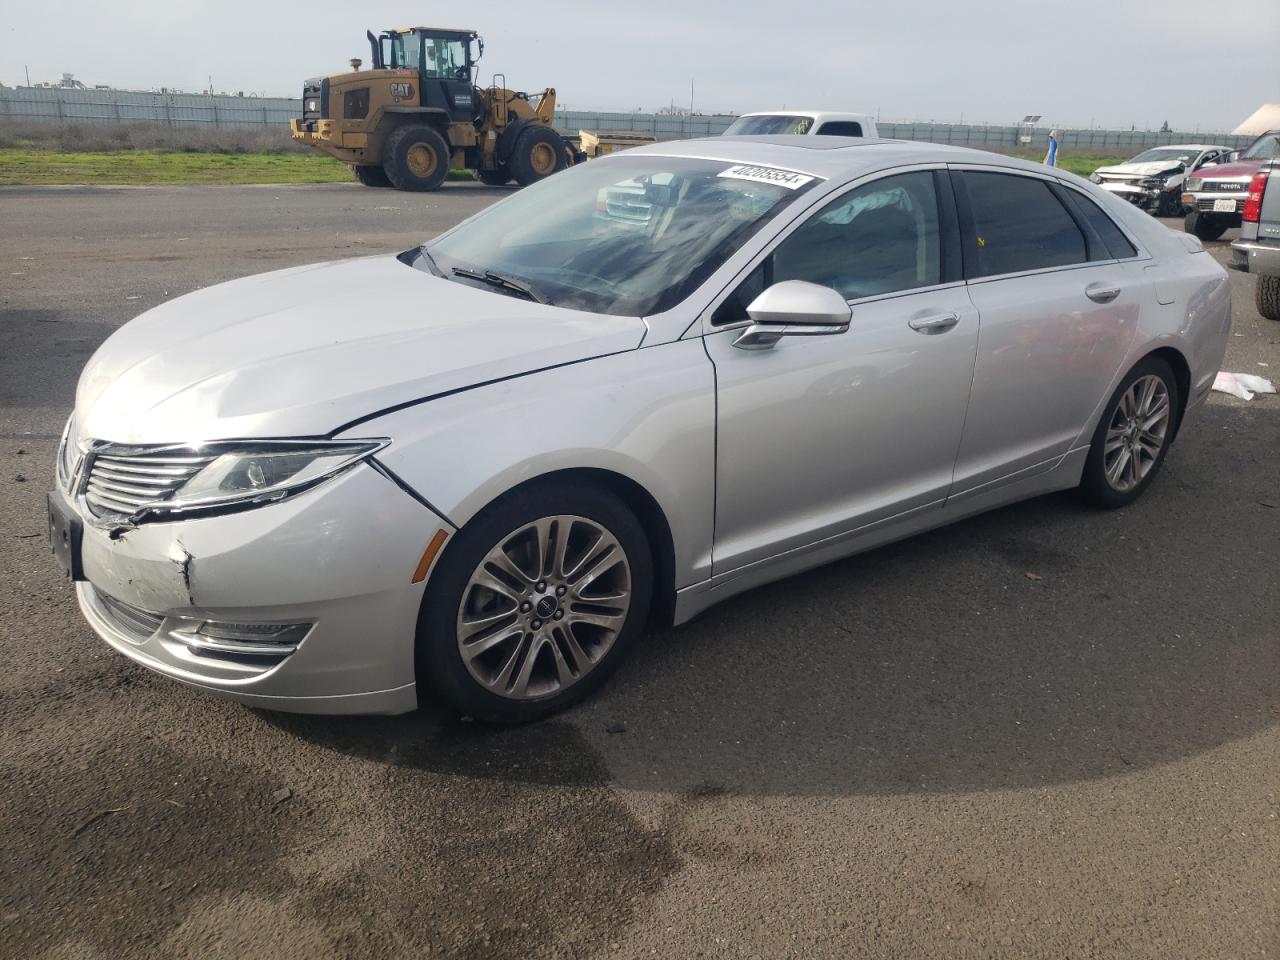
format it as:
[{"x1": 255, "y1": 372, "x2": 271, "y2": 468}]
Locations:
[{"x1": 291, "y1": 26, "x2": 583, "y2": 190}]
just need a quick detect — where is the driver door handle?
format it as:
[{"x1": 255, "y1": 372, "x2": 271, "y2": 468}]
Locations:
[
  {"x1": 1085, "y1": 282, "x2": 1122, "y2": 303},
  {"x1": 907, "y1": 312, "x2": 960, "y2": 334}
]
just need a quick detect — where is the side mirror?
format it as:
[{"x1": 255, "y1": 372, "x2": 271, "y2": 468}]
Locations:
[
  {"x1": 1227, "y1": 150, "x2": 1241, "y2": 162},
  {"x1": 732, "y1": 280, "x2": 852, "y2": 350}
]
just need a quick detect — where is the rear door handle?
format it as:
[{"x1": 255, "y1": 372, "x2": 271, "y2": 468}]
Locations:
[
  {"x1": 1085, "y1": 282, "x2": 1122, "y2": 303},
  {"x1": 907, "y1": 312, "x2": 960, "y2": 334}
]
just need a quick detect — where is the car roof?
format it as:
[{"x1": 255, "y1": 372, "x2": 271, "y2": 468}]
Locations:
[
  {"x1": 625, "y1": 135, "x2": 1052, "y2": 179},
  {"x1": 1136, "y1": 143, "x2": 1231, "y2": 151},
  {"x1": 737, "y1": 110, "x2": 873, "y2": 122}
]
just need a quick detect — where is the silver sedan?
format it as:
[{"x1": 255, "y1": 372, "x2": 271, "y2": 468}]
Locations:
[{"x1": 50, "y1": 137, "x2": 1231, "y2": 722}]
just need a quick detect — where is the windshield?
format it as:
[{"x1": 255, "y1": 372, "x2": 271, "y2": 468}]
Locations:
[
  {"x1": 425, "y1": 156, "x2": 820, "y2": 316},
  {"x1": 1242, "y1": 134, "x2": 1280, "y2": 160},
  {"x1": 1128, "y1": 148, "x2": 1195, "y2": 165},
  {"x1": 724, "y1": 115, "x2": 814, "y2": 136}
]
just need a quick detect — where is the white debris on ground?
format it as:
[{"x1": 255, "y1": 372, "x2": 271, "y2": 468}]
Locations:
[{"x1": 1213, "y1": 371, "x2": 1277, "y2": 401}]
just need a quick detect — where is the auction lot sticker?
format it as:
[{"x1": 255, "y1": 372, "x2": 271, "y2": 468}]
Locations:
[{"x1": 718, "y1": 164, "x2": 815, "y2": 190}]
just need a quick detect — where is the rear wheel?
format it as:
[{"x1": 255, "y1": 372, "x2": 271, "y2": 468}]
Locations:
[
  {"x1": 383, "y1": 125, "x2": 450, "y2": 192},
  {"x1": 510, "y1": 125, "x2": 567, "y2": 187},
  {"x1": 1185, "y1": 210, "x2": 1227, "y2": 242},
  {"x1": 1258, "y1": 275, "x2": 1280, "y2": 322},
  {"x1": 352, "y1": 164, "x2": 392, "y2": 188},
  {"x1": 476, "y1": 166, "x2": 512, "y2": 186},
  {"x1": 1080, "y1": 356, "x2": 1179, "y2": 509},
  {"x1": 416, "y1": 482, "x2": 653, "y2": 723}
]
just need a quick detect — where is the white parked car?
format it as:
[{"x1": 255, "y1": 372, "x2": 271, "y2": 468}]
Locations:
[
  {"x1": 1090, "y1": 144, "x2": 1232, "y2": 216},
  {"x1": 723, "y1": 110, "x2": 878, "y2": 139},
  {"x1": 51, "y1": 138, "x2": 1230, "y2": 722}
]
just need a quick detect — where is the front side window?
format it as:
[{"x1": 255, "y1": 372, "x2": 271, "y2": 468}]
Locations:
[
  {"x1": 962, "y1": 172, "x2": 1087, "y2": 278},
  {"x1": 773, "y1": 171, "x2": 942, "y2": 300},
  {"x1": 425, "y1": 157, "x2": 819, "y2": 316},
  {"x1": 424, "y1": 38, "x2": 467, "y2": 78},
  {"x1": 723, "y1": 115, "x2": 814, "y2": 136}
]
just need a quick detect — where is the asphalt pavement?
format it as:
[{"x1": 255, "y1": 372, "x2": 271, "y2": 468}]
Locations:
[{"x1": 1, "y1": 182, "x2": 1277, "y2": 959}]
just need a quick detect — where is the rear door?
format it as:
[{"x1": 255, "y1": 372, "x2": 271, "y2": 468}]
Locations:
[{"x1": 949, "y1": 168, "x2": 1145, "y2": 495}]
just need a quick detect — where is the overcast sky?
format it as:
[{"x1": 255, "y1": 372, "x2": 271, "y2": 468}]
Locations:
[{"x1": 2, "y1": 0, "x2": 1276, "y2": 131}]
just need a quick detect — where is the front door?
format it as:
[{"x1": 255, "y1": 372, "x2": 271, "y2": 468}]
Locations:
[{"x1": 705, "y1": 169, "x2": 979, "y2": 574}]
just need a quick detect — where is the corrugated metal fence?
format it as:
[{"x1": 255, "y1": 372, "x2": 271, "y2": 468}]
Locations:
[{"x1": 0, "y1": 87, "x2": 1255, "y2": 152}]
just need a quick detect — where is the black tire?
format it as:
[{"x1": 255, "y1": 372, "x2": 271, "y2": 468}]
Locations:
[
  {"x1": 1155, "y1": 190, "x2": 1179, "y2": 218},
  {"x1": 416, "y1": 481, "x2": 653, "y2": 723},
  {"x1": 1257, "y1": 275, "x2": 1280, "y2": 322},
  {"x1": 1185, "y1": 210, "x2": 1227, "y2": 242},
  {"x1": 510, "y1": 125, "x2": 567, "y2": 187},
  {"x1": 382, "y1": 125, "x2": 450, "y2": 192},
  {"x1": 1079, "y1": 356, "x2": 1180, "y2": 509},
  {"x1": 476, "y1": 166, "x2": 511, "y2": 186},
  {"x1": 352, "y1": 164, "x2": 392, "y2": 188}
]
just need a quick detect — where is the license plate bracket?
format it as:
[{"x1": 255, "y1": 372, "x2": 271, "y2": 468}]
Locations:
[{"x1": 48, "y1": 492, "x2": 85, "y2": 582}]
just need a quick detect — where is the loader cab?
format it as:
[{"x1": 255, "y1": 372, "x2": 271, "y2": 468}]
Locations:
[{"x1": 370, "y1": 26, "x2": 482, "y2": 123}]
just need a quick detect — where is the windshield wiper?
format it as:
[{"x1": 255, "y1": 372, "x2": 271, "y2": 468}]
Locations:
[{"x1": 450, "y1": 266, "x2": 549, "y2": 304}]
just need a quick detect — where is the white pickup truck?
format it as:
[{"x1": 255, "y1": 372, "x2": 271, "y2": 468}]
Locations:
[{"x1": 722, "y1": 111, "x2": 878, "y2": 139}]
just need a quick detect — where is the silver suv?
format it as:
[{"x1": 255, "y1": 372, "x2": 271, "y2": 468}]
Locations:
[{"x1": 1229, "y1": 159, "x2": 1280, "y2": 320}]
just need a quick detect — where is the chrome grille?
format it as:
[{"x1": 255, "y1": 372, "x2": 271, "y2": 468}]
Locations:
[
  {"x1": 95, "y1": 590, "x2": 165, "y2": 643},
  {"x1": 84, "y1": 451, "x2": 216, "y2": 518}
]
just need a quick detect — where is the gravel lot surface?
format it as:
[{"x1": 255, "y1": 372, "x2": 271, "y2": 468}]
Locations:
[{"x1": 1, "y1": 183, "x2": 1277, "y2": 959}]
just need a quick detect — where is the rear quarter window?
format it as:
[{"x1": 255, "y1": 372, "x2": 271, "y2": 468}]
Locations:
[
  {"x1": 1061, "y1": 190, "x2": 1139, "y2": 260},
  {"x1": 815, "y1": 121, "x2": 864, "y2": 137}
]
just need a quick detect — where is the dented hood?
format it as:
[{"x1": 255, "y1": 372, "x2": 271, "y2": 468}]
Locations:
[
  {"x1": 1094, "y1": 161, "x2": 1185, "y2": 179},
  {"x1": 76, "y1": 255, "x2": 647, "y2": 444}
]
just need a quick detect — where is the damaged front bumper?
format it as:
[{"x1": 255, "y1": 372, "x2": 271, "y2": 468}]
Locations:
[
  {"x1": 53, "y1": 463, "x2": 452, "y2": 714},
  {"x1": 1098, "y1": 181, "x2": 1167, "y2": 210}
]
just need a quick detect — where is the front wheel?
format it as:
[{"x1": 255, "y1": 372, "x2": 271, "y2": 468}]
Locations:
[
  {"x1": 416, "y1": 482, "x2": 653, "y2": 723},
  {"x1": 510, "y1": 125, "x2": 568, "y2": 187},
  {"x1": 1257, "y1": 274, "x2": 1280, "y2": 322},
  {"x1": 1185, "y1": 210, "x2": 1227, "y2": 242},
  {"x1": 1079, "y1": 357, "x2": 1179, "y2": 508}
]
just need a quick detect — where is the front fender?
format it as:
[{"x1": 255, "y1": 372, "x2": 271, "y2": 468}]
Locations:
[{"x1": 343, "y1": 339, "x2": 717, "y2": 588}]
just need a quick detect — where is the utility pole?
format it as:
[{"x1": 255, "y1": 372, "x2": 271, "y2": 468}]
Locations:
[
  {"x1": 689, "y1": 78, "x2": 694, "y2": 117},
  {"x1": 25, "y1": 64, "x2": 30, "y2": 87}
]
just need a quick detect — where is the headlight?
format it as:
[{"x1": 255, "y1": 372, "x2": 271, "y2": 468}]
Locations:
[
  {"x1": 156, "y1": 439, "x2": 387, "y2": 516},
  {"x1": 1187, "y1": 178, "x2": 1203, "y2": 192},
  {"x1": 57, "y1": 414, "x2": 79, "y2": 492},
  {"x1": 1090, "y1": 173, "x2": 1103, "y2": 184}
]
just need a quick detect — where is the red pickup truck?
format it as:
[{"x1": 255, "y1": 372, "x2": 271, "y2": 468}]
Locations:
[{"x1": 1182, "y1": 130, "x2": 1280, "y2": 240}]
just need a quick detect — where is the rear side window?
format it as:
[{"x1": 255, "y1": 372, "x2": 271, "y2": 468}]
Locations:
[
  {"x1": 1061, "y1": 190, "x2": 1138, "y2": 260},
  {"x1": 816, "y1": 121, "x2": 864, "y2": 137},
  {"x1": 962, "y1": 172, "x2": 1087, "y2": 277}
]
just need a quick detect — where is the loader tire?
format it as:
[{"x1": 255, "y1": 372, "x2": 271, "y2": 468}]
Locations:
[
  {"x1": 511, "y1": 125, "x2": 567, "y2": 187},
  {"x1": 476, "y1": 166, "x2": 512, "y2": 186},
  {"x1": 383, "y1": 125, "x2": 450, "y2": 192},
  {"x1": 352, "y1": 164, "x2": 392, "y2": 188},
  {"x1": 1258, "y1": 275, "x2": 1280, "y2": 322}
]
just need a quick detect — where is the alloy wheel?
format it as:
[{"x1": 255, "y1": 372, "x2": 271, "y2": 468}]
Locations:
[
  {"x1": 1103, "y1": 374, "x2": 1171, "y2": 492},
  {"x1": 455, "y1": 515, "x2": 632, "y2": 700}
]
